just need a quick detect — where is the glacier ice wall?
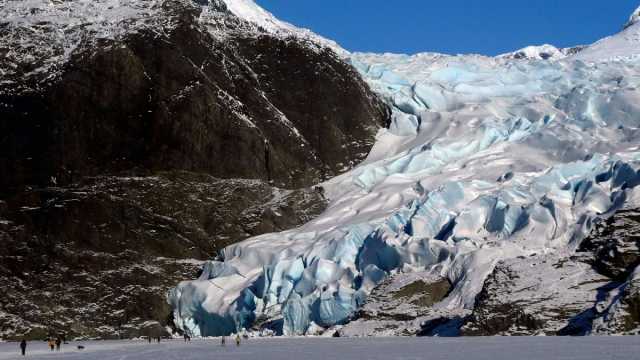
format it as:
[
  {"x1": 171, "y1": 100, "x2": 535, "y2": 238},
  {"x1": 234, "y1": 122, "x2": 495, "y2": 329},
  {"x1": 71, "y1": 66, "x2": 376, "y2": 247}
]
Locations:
[{"x1": 169, "y1": 22, "x2": 640, "y2": 336}]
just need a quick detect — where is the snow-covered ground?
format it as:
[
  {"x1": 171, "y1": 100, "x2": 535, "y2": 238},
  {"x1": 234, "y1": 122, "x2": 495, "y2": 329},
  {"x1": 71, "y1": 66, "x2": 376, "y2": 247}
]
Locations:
[{"x1": 1, "y1": 337, "x2": 638, "y2": 360}]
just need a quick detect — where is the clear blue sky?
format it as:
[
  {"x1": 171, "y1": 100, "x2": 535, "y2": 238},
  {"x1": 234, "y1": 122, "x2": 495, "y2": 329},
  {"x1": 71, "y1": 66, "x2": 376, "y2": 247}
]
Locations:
[{"x1": 256, "y1": 1, "x2": 639, "y2": 56}]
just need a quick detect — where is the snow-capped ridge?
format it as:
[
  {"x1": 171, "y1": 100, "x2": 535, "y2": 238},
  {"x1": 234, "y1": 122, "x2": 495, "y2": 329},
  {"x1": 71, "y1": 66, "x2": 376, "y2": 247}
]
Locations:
[
  {"x1": 0, "y1": 0, "x2": 347, "y2": 93},
  {"x1": 570, "y1": 22, "x2": 640, "y2": 62},
  {"x1": 213, "y1": 0, "x2": 346, "y2": 55},
  {"x1": 570, "y1": 5, "x2": 640, "y2": 63},
  {"x1": 498, "y1": 44, "x2": 568, "y2": 61},
  {"x1": 625, "y1": 5, "x2": 640, "y2": 29}
]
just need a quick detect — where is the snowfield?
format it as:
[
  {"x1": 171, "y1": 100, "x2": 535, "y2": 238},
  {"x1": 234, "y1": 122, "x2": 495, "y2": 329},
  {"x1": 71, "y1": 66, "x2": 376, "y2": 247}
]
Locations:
[{"x1": 1, "y1": 337, "x2": 639, "y2": 360}]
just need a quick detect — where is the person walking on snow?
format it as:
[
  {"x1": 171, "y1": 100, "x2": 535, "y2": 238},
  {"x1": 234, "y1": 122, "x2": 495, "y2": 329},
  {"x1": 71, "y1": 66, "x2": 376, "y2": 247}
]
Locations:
[
  {"x1": 19, "y1": 339, "x2": 27, "y2": 356},
  {"x1": 235, "y1": 334, "x2": 240, "y2": 347},
  {"x1": 55, "y1": 337, "x2": 61, "y2": 351},
  {"x1": 221, "y1": 336, "x2": 226, "y2": 346},
  {"x1": 48, "y1": 338, "x2": 55, "y2": 351}
]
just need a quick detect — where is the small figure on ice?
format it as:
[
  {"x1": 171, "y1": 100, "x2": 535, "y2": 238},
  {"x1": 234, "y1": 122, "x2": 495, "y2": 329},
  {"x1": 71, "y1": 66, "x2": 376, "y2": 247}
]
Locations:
[
  {"x1": 55, "y1": 337, "x2": 62, "y2": 351},
  {"x1": 48, "y1": 338, "x2": 55, "y2": 351},
  {"x1": 183, "y1": 333, "x2": 191, "y2": 342},
  {"x1": 235, "y1": 334, "x2": 241, "y2": 347},
  {"x1": 19, "y1": 339, "x2": 27, "y2": 356},
  {"x1": 221, "y1": 336, "x2": 226, "y2": 346}
]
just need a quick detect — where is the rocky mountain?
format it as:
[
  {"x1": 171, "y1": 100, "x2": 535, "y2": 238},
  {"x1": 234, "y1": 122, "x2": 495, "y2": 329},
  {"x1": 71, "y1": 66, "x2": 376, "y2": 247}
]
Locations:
[
  {"x1": 0, "y1": 0, "x2": 389, "y2": 339},
  {"x1": 1, "y1": 0, "x2": 388, "y2": 190}
]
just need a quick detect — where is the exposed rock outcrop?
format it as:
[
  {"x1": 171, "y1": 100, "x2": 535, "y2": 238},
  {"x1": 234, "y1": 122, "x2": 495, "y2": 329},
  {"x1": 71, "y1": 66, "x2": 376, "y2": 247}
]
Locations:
[
  {"x1": 0, "y1": 172, "x2": 327, "y2": 339},
  {"x1": 0, "y1": 0, "x2": 388, "y2": 339},
  {"x1": 337, "y1": 272, "x2": 455, "y2": 337},
  {"x1": 461, "y1": 208, "x2": 640, "y2": 336},
  {"x1": 0, "y1": 1, "x2": 388, "y2": 191}
]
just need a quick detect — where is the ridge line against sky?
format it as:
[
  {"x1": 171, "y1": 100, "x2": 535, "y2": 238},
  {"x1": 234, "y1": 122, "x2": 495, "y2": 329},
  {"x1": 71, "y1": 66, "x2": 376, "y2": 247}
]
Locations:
[{"x1": 256, "y1": 0, "x2": 640, "y2": 56}]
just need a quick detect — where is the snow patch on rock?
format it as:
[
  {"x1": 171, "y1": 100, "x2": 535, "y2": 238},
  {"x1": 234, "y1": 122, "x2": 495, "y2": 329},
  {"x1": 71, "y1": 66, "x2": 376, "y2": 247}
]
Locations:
[
  {"x1": 498, "y1": 44, "x2": 568, "y2": 61},
  {"x1": 217, "y1": 0, "x2": 345, "y2": 55}
]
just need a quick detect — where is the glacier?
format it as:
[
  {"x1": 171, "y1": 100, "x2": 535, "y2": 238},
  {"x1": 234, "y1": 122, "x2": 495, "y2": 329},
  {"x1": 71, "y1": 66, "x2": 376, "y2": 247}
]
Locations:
[{"x1": 168, "y1": 2, "x2": 640, "y2": 337}]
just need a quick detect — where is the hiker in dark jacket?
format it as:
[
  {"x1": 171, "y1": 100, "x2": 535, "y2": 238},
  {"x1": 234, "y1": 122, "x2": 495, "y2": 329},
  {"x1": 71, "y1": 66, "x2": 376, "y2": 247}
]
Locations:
[
  {"x1": 55, "y1": 337, "x2": 61, "y2": 351},
  {"x1": 19, "y1": 340, "x2": 27, "y2": 356}
]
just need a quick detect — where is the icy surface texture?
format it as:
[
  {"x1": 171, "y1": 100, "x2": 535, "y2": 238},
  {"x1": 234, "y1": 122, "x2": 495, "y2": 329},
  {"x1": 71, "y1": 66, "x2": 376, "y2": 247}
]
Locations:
[{"x1": 169, "y1": 11, "x2": 640, "y2": 337}]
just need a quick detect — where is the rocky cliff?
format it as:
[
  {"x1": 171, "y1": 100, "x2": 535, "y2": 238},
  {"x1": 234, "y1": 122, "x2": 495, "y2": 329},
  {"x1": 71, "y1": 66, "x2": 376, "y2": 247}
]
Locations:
[{"x1": 0, "y1": 0, "x2": 388, "y2": 339}]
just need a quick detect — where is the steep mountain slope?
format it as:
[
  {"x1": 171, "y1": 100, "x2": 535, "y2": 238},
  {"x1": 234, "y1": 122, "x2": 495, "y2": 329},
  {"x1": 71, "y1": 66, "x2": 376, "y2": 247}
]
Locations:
[
  {"x1": 170, "y1": 7, "x2": 640, "y2": 337},
  {"x1": 0, "y1": 0, "x2": 387, "y2": 190},
  {"x1": 0, "y1": 172, "x2": 327, "y2": 339},
  {"x1": 0, "y1": 0, "x2": 388, "y2": 339},
  {"x1": 574, "y1": 12, "x2": 640, "y2": 63}
]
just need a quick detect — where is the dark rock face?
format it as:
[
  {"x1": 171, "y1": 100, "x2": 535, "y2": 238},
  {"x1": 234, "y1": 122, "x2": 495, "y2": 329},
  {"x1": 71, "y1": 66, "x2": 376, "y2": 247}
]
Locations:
[
  {"x1": 580, "y1": 209, "x2": 640, "y2": 334},
  {"x1": 0, "y1": 172, "x2": 327, "y2": 339},
  {"x1": 613, "y1": 275, "x2": 640, "y2": 333},
  {"x1": 234, "y1": 35, "x2": 387, "y2": 178},
  {"x1": 0, "y1": 2, "x2": 388, "y2": 192},
  {"x1": 579, "y1": 209, "x2": 640, "y2": 281},
  {"x1": 460, "y1": 264, "x2": 545, "y2": 336},
  {"x1": 0, "y1": 0, "x2": 388, "y2": 339}
]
